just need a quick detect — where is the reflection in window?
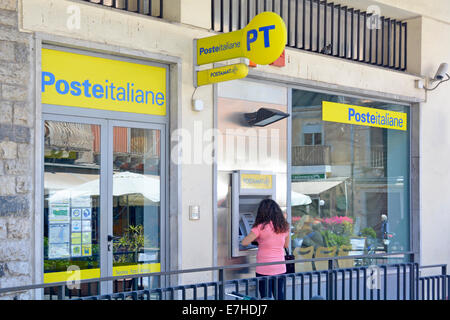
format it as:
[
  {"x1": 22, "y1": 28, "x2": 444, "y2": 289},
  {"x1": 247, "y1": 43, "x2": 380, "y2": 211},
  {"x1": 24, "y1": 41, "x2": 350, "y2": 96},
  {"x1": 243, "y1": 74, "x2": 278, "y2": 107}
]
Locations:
[
  {"x1": 44, "y1": 120, "x2": 100, "y2": 297},
  {"x1": 291, "y1": 90, "x2": 410, "y2": 268}
]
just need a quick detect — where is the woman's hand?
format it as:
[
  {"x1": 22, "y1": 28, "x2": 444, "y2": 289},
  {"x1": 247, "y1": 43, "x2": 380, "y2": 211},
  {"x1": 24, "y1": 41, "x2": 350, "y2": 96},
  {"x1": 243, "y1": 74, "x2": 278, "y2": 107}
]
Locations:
[{"x1": 241, "y1": 231, "x2": 258, "y2": 247}]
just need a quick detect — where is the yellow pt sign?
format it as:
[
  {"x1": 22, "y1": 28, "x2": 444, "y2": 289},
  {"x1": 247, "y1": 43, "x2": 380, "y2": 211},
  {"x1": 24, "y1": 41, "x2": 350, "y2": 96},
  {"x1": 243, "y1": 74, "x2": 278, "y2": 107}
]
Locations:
[{"x1": 196, "y1": 12, "x2": 287, "y2": 66}]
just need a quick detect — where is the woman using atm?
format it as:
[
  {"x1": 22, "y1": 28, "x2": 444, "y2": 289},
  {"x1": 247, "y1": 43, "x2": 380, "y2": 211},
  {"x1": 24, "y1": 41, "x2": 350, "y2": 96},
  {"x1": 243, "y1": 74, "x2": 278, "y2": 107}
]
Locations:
[{"x1": 241, "y1": 199, "x2": 290, "y2": 300}]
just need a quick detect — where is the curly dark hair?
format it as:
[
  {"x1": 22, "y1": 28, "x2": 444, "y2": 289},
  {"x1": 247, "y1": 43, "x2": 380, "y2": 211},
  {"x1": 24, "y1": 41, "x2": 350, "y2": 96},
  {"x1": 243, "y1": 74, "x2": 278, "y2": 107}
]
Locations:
[{"x1": 253, "y1": 199, "x2": 289, "y2": 234}]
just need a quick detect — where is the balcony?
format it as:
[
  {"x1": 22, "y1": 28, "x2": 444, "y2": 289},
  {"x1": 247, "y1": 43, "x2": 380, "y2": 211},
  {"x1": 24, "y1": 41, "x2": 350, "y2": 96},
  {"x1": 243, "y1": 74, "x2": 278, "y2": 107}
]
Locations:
[
  {"x1": 292, "y1": 145, "x2": 331, "y2": 166},
  {"x1": 212, "y1": 0, "x2": 407, "y2": 71}
]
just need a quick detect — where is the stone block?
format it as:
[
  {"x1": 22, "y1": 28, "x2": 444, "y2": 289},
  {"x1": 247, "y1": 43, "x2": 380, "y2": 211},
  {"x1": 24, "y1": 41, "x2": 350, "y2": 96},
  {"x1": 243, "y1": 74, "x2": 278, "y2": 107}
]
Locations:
[
  {"x1": 1, "y1": 84, "x2": 27, "y2": 101},
  {"x1": 0, "y1": 140, "x2": 17, "y2": 159},
  {"x1": 0, "y1": 219, "x2": 6, "y2": 239},
  {"x1": 15, "y1": 175, "x2": 31, "y2": 194},
  {"x1": 0, "y1": 40, "x2": 15, "y2": 61},
  {"x1": 0, "y1": 62, "x2": 30, "y2": 86},
  {"x1": 7, "y1": 217, "x2": 30, "y2": 240},
  {"x1": 13, "y1": 104, "x2": 32, "y2": 126},
  {"x1": 4, "y1": 158, "x2": 30, "y2": 175},
  {"x1": 0, "y1": 276, "x2": 32, "y2": 290},
  {"x1": 17, "y1": 143, "x2": 32, "y2": 160},
  {"x1": 0, "y1": 1, "x2": 17, "y2": 11},
  {"x1": 0, "y1": 195, "x2": 29, "y2": 216},
  {"x1": 0, "y1": 240, "x2": 30, "y2": 261},
  {"x1": 0, "y1": 175, "x2": 15, "y2": 195},
  {"x1": 6, "y1": 262, "x2": 30, "y2": 276},
  {"x1": 14, "y1": 43, "x2": 29, "y2": 64},
  {"x1": 0, "y1": 124, "x2": 30, "y2": 143},
  {"x1": 0, "y1": 101, "x2": 13, "y2": 123}
]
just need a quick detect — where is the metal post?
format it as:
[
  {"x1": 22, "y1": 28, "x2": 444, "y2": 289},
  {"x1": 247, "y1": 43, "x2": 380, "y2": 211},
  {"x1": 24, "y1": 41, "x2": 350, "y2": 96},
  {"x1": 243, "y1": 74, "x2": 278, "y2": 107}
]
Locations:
[
  {"x1": 327, "y1": 259, "x2": 333, "y2": 300},
  {"x1": 219, "y1": 268, "x2": 225, "y2": 300},
  {"x1": 442, "y1": 265, "x2": 447, "y2": 301}
]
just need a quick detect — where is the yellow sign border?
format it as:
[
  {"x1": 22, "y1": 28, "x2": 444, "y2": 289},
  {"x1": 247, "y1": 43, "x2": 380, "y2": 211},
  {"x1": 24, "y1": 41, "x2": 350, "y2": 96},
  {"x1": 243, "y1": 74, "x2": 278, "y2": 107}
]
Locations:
[{"x1": 43, "y1": 263, "x2": 161, "y2": 283}]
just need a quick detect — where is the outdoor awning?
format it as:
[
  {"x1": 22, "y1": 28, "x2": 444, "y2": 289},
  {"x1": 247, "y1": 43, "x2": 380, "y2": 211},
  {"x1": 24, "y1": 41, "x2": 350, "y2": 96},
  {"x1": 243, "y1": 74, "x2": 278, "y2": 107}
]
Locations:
[
  {"x1": 48, "y1": 171, "x2": 160, "y2": 203},
  {"x1": 44, "y1": 172, "x2": 99, "y2": 190},
  {"x1": 291, "y1": 178, "x2": 347, "y2": 196}
]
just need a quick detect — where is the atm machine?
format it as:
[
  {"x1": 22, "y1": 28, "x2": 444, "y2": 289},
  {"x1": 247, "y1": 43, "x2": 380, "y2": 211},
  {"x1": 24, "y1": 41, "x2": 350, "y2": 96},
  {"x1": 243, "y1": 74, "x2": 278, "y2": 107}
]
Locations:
[{"x1": 230, "y1": 170, "x2": 276, "y2": 257}]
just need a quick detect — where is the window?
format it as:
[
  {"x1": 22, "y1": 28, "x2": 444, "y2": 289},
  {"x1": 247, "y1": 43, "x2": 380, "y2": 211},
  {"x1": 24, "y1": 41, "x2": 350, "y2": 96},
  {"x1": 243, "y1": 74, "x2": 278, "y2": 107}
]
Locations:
[{"x1": 291, "y1": 89, "x2": 410, "y2": 267}]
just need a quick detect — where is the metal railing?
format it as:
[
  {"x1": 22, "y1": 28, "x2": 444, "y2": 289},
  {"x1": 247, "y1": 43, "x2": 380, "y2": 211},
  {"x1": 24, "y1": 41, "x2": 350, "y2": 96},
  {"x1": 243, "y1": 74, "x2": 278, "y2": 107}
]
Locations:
[
  {"x1": 212, "y1": 0, "x2": 407, "y2": 71},
  {"x1": 1, "y1": 251, "x2": 447, "y2": 300},
  {"x1": 83, "y1": 0, "x2": 163, "y2": 18},
  {"x1": 292, "y1": 145, "x2": 331, "y2": 166}
]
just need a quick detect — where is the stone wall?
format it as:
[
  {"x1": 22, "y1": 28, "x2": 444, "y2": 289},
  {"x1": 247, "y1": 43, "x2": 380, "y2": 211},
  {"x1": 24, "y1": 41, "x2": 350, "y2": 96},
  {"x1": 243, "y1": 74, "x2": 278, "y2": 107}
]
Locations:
[{"x1": 0, "y1": 0, "x2": 35, "y2": 299}]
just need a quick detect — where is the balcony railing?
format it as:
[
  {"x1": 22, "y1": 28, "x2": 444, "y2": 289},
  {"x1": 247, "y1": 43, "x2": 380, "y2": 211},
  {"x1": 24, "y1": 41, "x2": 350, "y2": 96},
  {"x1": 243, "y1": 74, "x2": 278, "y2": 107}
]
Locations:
[
  {"x1": 0, "y1": 252, "x2": 447, "y2": 300},
  {"x1": 212, "y1": 0, "x2": 407, "y2": 71},
  {"x1": 292, "y1": 145, "x2": 331, "y2": 166},
  {"x1": 83, "y1": 0, "x2": 163, "y2": 18}
]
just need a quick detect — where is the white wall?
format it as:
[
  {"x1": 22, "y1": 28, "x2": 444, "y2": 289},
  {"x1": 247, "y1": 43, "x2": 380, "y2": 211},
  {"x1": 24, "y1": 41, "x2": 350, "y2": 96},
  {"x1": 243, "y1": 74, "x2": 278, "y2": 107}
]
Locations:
[{"x1": 419, "y1": 16, "x2": 450, "y2": 269}]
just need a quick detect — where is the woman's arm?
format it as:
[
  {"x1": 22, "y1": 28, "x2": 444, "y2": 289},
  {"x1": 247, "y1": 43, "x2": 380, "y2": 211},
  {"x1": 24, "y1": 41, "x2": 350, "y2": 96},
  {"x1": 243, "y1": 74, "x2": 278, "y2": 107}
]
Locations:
[
  {"x1": 284, "y1": 234, "x2": 290, "y2": 248},
  {"x1": 241, "y1": 231, "x2": 258, "y2": 247}
]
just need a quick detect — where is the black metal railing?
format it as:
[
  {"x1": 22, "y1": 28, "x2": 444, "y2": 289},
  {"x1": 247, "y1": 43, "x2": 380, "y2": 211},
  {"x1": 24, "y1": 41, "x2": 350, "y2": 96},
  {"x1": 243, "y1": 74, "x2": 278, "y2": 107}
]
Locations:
[
  {"x1": 83, "y1": 0, "x2": 163, "y2": 18},
  {"x1": 212, "y1": 0, "x2": 407, "y2": 71},
  {"x1": 0, "y1": 251, "x2": 447, "y2": 300}
]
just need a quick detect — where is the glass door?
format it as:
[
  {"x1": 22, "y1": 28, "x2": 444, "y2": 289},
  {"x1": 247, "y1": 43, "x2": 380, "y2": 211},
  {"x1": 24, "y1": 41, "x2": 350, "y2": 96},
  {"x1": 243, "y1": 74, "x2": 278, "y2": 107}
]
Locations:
[
  {"x1": 43, "y1": 116, "x2": 107, "y2": 298},
  {"x1": 43, "y1": 116, "x2": 165, "y2": 298},
  {"x1": 107, "y1": 121, "x2": 164, "y2": 293}
]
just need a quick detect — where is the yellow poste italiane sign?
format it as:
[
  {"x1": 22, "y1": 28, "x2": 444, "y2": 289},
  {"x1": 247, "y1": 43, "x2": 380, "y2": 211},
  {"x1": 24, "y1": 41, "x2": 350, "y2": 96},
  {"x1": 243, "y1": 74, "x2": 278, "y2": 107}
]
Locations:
[
  {"x1": 240, "y1": 174, "x2": 273, "y2": 190},
  {"x1": 197, "y1": 63, "x2": 248, "y2": 86},
  {"x1": 41, "y1": 48, "x2": 166, "y2": 116},
  {"x1": 196, "y1": 12, "x2": 287, "y2": 66},
  {"x1": 322, "y1": 101, "x2": 407, "y2": 131}
]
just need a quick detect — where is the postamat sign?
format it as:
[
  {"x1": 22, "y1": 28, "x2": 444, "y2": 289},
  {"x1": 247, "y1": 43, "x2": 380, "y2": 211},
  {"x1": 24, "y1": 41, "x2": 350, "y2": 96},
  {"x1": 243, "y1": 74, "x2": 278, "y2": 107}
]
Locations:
[{"x1": 195, "y1": 11, "x2": 287, "y2": 87}]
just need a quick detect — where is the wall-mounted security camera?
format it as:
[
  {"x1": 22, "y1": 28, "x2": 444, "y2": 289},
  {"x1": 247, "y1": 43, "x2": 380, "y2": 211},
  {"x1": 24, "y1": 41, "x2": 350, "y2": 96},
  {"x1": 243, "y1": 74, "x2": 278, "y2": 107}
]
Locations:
[
  {"x1": 432, "y1": 63, "x2": 448, "y2": 82},
  {"x1": 423, "y1": 62, "x2": 450, "y2": 91}
]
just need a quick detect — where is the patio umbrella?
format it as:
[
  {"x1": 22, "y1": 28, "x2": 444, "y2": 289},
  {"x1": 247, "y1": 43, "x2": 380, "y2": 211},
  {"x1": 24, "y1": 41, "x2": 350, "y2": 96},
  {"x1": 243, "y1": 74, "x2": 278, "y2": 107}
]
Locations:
[
  {"x1": 49, "y1": 171, "x2": 160, "y2": 204},
  {"x1": 291, "y1": 191, "x2": 312, "y2": 206}
]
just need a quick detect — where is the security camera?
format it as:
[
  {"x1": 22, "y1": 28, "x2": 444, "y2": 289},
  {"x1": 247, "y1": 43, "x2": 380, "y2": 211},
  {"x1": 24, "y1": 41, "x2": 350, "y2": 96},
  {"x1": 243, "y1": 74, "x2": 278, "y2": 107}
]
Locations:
[
  {"x1": 433, "y1": 62, "x2": 448, "y2": 81},
  {"x1": 423, "y1": 62, "x2": 450, "y2": 91}
]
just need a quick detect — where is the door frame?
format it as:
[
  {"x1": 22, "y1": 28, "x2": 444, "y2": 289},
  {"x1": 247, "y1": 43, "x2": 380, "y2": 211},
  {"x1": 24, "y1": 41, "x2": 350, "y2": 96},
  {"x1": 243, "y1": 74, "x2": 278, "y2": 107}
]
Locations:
[
  {"x1": 106, "y1": 120, "x2": 166, "y2": 293},
  {"x1": 41, "y1": 114, "x2": 168, "y2": 295}
]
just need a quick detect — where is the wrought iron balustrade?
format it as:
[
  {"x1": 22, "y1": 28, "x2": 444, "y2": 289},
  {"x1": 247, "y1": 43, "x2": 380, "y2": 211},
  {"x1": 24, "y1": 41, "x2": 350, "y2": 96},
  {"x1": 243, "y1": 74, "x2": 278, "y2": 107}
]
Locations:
[{"x1": 212, "y1": 0, "x2": 407, "y2": 71}]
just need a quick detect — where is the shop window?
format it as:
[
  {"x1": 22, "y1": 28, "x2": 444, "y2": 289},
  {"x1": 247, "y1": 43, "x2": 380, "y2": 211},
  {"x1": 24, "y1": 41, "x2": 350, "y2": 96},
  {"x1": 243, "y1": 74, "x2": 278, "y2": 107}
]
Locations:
[{"x1": 291, "y1": 89, "x2": 410, "y2": 267}]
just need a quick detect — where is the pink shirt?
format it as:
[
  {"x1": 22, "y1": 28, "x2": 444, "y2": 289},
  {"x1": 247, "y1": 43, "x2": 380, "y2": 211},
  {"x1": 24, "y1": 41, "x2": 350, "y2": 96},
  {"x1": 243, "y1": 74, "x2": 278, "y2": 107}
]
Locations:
[{"x1": 251, "y1": 222, "x2": 289, "y2": 275}]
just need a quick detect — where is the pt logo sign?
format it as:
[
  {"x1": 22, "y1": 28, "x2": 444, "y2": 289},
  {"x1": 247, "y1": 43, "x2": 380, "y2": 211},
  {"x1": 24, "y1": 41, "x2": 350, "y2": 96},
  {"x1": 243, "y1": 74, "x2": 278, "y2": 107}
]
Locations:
[{"x1": 195, "y1": 11, "x2": 287, "y2": 66}]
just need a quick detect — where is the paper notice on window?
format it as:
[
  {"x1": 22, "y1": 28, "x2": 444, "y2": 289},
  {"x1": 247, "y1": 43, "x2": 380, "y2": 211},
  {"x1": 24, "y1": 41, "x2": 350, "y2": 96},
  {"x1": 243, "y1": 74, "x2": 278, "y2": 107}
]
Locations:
[
  {"x1": 49, "y1": 205, "x2": 70, "y2": 223},
  {"x1": 82, "y1": 220, "x2": 91, "y2": 232},
  {"x1": 81, "y1": 208, "x2": 92, "y2": 220},
  {"x1": 49, "y1": 223, "x2": 70, "y2": 244},
  {"x1": 71, "y1": 245, "x2": 82, "y2": 257},
  {"x1": 82, "y1": 245, "x2": 92, "y2": 257},
  {"x1": 49, "y1": 243, "x2": 70, "y2": 259}
]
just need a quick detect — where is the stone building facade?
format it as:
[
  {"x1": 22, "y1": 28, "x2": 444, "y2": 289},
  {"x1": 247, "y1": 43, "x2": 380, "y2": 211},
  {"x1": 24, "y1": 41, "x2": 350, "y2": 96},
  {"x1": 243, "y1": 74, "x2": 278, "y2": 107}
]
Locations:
[{"x1": 0, "y1": 0, "x2": 34, "y2": 299}]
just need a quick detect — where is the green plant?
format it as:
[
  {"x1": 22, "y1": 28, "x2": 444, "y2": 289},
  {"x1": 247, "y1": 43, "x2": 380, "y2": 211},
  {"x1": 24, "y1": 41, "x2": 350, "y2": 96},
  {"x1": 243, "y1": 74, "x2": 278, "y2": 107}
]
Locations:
[
  {"x1": 113, "y1": 225, "x2": 145, "y2": 264},
  {"x1": 321, "y1": 230, "x2": 351, "y2": 248},
  {"x1": 361, "y1": 227, "x2": 377, "y2": 239}
]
